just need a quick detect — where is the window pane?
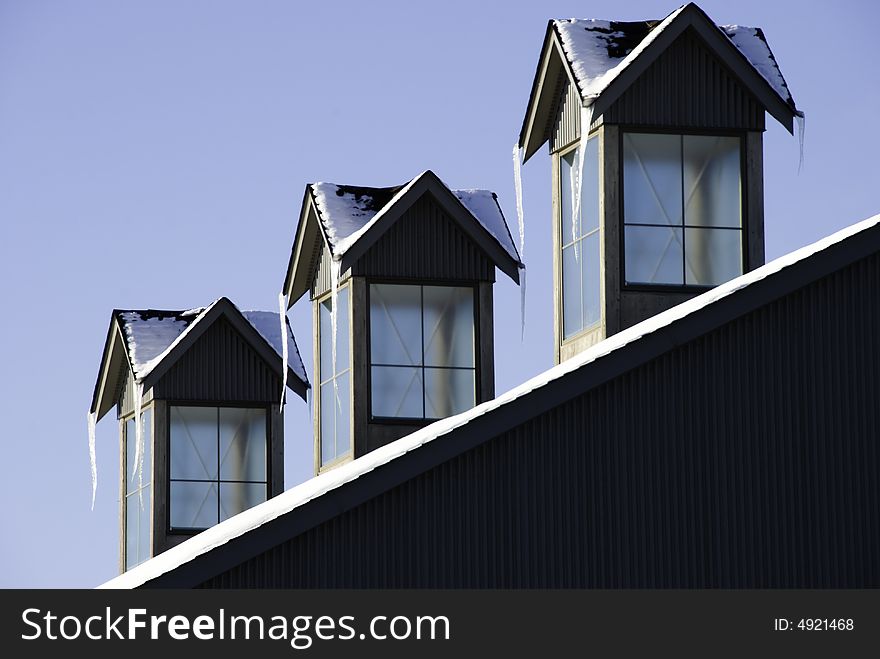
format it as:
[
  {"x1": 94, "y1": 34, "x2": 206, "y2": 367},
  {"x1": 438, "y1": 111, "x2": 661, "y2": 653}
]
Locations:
[
  {"x1": 582, "y1": 136, "x2": 600, "y2": 235},
  {"x1": 170, "y1": 406, "x2": 218, "y2": 480},
  {"x1": 424, "y1": 368, "x2": 475, "y2": 418},
  {"x1": 220, "y1": 483, "x2": 267, "y2": 522},
  {"x1": 320, "y1": 286, "x2": 350, "y2": 379},
  {"x1": 560, "y1": 138, "x2": 599, "y2": 243},
  {"x1": 423, "y1": 286, "x2": 474, "y2": 368},
  {"x1": 562, "y1": 243, "x2": 583, "y2": 339},
  {"x1": 560, "y1": 148, "x2": 576, "y2": 241},
  {"x1": 138, "y1": 485, "x2": 151, "y2": 563},
  {"x1": 125, "y1": 495, "x2": 138, "y2": 570},
  {"x1": 142, "y1": 409, "x2": 151, "y2": 484},
  {"x1": 623, "y1": 133, "x2": 682, "y2": 226},
  {"x1": 685, "y1": 228, "x2": 743, "y2": 286},
  {"x1": 219, "y1": 408, "x2": 266, "y2": 481},
  {"x1": 170, "y1": 481, "x2": 218, "y2": 529},
  {"x1": 320, "y1": 382, "x2": 336, "y2": 464},
  {"x1": 582, "y1": 232, "x2": 602, "y2": 328},
  {"x1": 335, "y1": 372, "x2": 351, "y2": 457},
  {"x1": 125, "y1": 418, "x2": 135, "y2": 487},
  {"x1": 625, "y1": 226, "x2": 684, "y2": 285},
  {"x1": 684, "y1": 136, "x2": 741, "y2": 228},
  {"x1": 125, "y1": 411, "x2": 152, "y2": 494},
  {"x1": 371, "y1": 366, "x2": 423, "y2": 418},
  {"x1": 370, "y1": 284, "x2": 421, "y2": 366}
]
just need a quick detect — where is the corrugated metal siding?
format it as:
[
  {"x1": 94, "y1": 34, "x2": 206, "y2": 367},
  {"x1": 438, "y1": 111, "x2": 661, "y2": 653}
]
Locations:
[
  {"x1": 152, "y1": 317, "x2": 281, "y2": 403},
  {"x1": 550, "y1": 78, "x2": 602, "y2": 153},
  {"x1": 350, "y1": 195, "x2": 496, "y2": 283},
  {"x1": 310, "y1": 241, "x2": 352, "y2": 300},
  {"x1": 199, "y1": 252, "x2": 880, "y2": 588},
  {"x1": 603, "y1": 28, "x2": 765, "y2": 130},
  {"x1": 117, "y1": 365, "x2": 153, "y2": 418}
]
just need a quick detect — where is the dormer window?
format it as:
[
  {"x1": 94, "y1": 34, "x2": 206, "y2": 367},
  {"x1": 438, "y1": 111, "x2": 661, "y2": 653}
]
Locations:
[
  {"x1": 124, "y1": 408, "x2": 152, "y2": 570},
  {"x1": 282, "y1": 171, "x2": 522, "y2": 470},
  {"x1": 623, "y1": 132, "x2": 743, "y2": 287},
  {"x1": 90, "y1": 298, "x2": 308, "y2": 572},
  {"x1": 169, "y1": 405, "x2": 269, "y2": 530},
  {"x1": 369, "y1": 283, "x2": 475, "y2": 419},
  {"x1": 560, "y1": 136, "x2": 601, "y2": 340},
  {"x1": 318, "y1": 286, "x2": 352, "y2": 467},
  {"x1": 518, "y1": 6, "x2": 802, "y2": 363}
]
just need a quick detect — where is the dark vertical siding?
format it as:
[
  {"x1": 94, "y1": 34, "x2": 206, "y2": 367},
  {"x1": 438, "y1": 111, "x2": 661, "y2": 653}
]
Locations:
[
  {"x1": 311, "y1": 241, "x2": 352, "y2": 301},
  {"x1": 152, "y1": 317, "x2": 281, "y2": 403},
  {"x1": 603, "y1": 28, "x2": 765, "y2": 130},
  {"x1": 200, "y1": 251, "x2": 880, "y2": 588},
  {"x1": 550, "y1": 77, "x2": 604, "y2": 152},
  {"x1": 350, "y1": 195, "x2": 496, "y2": 283},
  {"x1": 118, "y1": 366, "x2": 154, "y2": 418}
]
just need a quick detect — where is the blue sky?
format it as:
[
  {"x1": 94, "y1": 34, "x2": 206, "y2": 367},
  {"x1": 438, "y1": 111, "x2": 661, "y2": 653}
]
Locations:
[{"x1": 1, "y1": 0, "x2": 877, "y2": 587}]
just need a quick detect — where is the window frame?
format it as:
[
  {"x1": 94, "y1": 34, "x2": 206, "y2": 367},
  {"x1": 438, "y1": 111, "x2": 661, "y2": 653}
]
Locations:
[
  {"x1": 122, "y1": 405, "x2": 153, "y2": 570},
  {"x1": 557, "y1": 135, "x2": 603, "y2": 343},
  {"x1": 316, "y1": 282, "x2": 353, "y2": 471},
  {"x1": 366, "y1": 278, "x2": 481, "y2": 424},
  {"x1": 165, "y1": 401, "x2": 271, "y2": 536},
  {"x1": 618, "y1": 126, "x2": 749, "y2": 293}
]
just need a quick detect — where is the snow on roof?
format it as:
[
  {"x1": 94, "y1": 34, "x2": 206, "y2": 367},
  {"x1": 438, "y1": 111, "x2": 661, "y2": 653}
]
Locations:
[
  {"x1": 118, "y1": 301, "x2": 307, "y2": 386},
  {"x1": 452, "y1": 189, "x2": 519, "y2": 263},
  {"x1": 310, "y1": 173, "x2": 521, "y2": 264},
  {"x1": 99, "y1": 211, "x2": 880, "y2": 590},
  {"x1": 241, "y1": 310, "x2": 308, "y2": 386},
  {"x1": 553, "y1": 5, "x2": 797, "y2": 109},
  {"x1": 720, "y1": 25, "x2": 794, "y2": 108}
]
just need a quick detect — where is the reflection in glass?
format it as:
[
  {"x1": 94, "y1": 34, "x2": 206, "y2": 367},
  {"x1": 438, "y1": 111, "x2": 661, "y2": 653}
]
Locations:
[
  {"x1": 220, "y1": 483, "x2": 267, "y2": 522},
  {"x1": 424, "y1": 368, "x2": 474, "y2": 418},
  {"x1": 369, "y1": 284, "x2": 476, "y2": 420},
  {"x1": 625, "y1": 226, "x2": 684, "y2": 285},
  {"x1": 623, "y1": 133, "x2": 682, "y2": 226},
  {"x1": 170, "y1": 481, "x2": 218, "y2": 529}
]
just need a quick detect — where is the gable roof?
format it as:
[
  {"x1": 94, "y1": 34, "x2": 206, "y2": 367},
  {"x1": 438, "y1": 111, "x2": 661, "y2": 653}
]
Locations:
[
  {"x1": 100, "y1": 210, "x2": 880, "y2": 588},
  {"x1": 282, "y1": 170, "x2": 523, "y2": 305},
  {"x1": 90, "y1": 297, "x2": 309, "y2": 421},
  {"x1": 519, "y1": 2, "x2": 802, "y2": 161}
]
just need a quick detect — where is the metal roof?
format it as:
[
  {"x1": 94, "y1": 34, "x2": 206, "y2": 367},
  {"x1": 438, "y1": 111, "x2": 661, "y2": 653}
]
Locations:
[{"x1": 100, "y1": 211, "x2": 880, "y2": 588}]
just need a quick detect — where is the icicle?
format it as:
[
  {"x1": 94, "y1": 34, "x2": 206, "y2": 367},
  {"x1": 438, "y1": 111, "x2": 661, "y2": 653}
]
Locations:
[
  {"x1": 88, "y1": 411, "x2": 98, "y2": 510},
  {"x1": 278, "y1": 291, "x2": 289, "y2": 413},
  {"x1": 519, "y1": 267, "x2": 527, "y2": 340},
  {"x1": 795, "y1": 112, "x2": 806, "y2": 174},
  {"x1": 330, "y1": 258, "x2": 342, "y2": 411},
  {"x1": 571, "y1": 104, "x2": 595, "y2": 255},
  {"x1": 133, "y1": 381, "x2": 145, "y2": 509},
  {"x1": 512, "y1": 143, "x2": 527, "y2": 340}
]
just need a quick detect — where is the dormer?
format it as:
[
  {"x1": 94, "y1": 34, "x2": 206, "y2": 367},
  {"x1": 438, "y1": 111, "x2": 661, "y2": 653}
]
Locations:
[
  {"x1": 518, "y1": 3, "x2": 802, "y2": 363},
  {"x1": 89, "y1": 297, "x2": 309, "y2": 572},
  {"x1": 282, "y1": 170, "x2": 522, "y2": 473}
]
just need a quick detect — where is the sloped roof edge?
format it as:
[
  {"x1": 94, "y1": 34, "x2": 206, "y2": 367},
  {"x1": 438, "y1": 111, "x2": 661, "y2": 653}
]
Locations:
[
  {"x1": 91, "y1": 298, "x2": 309, "y2": 421},
  {"x1": 284, "y1": 170, "x2": 523, "y2": 306},
  {"x1": 519, "y1": 2, "x2": 801, "y2": 161},
  {"x1": 99, "y1": 211, "x2": 880, "y2": 589}
]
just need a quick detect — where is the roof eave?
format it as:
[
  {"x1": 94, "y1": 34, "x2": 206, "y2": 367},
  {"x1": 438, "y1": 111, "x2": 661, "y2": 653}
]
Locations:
[
  {"x1": 520, "y1": 26, "x2": 582, "y2": 163},
  {"x1": 283, "y1": 188, "x2": 325, "y2": 307},
  {"x1": 140, "y1": 298, "x2": 309, "y2": 396},
  {"x1": 336, "y1": 171, "x2": 521, "y2": 284},
  {"x1": 589, "y1": 5, "x2": 798, "y2": 133},
  {"x1": 90, "y1": 315, "x2": 131, "y2": 421}
]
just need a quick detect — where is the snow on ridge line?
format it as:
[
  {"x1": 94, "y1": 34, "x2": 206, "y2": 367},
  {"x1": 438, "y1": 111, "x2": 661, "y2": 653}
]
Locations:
[
  {"x1": 119, "y1": 301, "x2": 306, "y2": 385},
  {"x1": 311, "y1": 174, "x2": 520, "y2": 265},
  {"x1": 554, "y1": 7, "x2": 796, "y2": 109},
  {"x1": 452, "y1": 189, "x2": 520, "y2": 263},
  {"x1": 98, "y1": 211, "x2": 880, "y2": 590}
]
